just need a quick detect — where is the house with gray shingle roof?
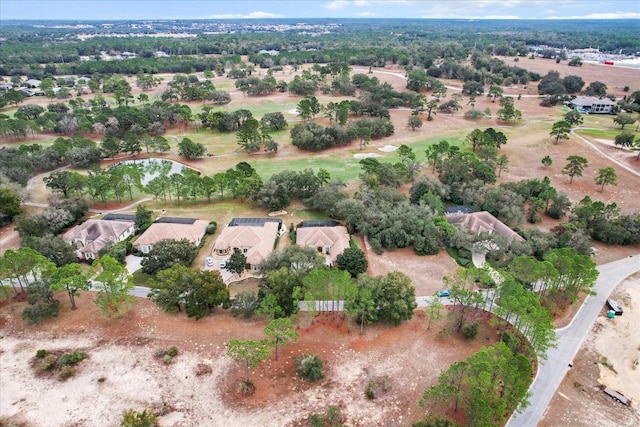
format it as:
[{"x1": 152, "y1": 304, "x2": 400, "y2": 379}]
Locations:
[{"x1": 63, "y1": 219, "x2": 134, "y2": 260}]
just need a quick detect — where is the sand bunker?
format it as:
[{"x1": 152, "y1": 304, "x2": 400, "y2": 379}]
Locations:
[
  {"x1": 287, "y1": 109, "x2": 298, "y2": 115},
  {"x1": 353, "y1": 153, "x2": 381, "y2": 159},
  {"x1": 378, "y1": 145, "x2": 398, "y2": 152}
]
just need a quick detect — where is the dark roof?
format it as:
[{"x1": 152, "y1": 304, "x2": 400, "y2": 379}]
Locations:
[
  {"x1": 300, "y1": 220, "x2": 340, "y2": 228},
  {"x1": 102, "y1": 213, "x2": 135, "y2": 222},
  {"x1": 444, "y1": 205, "x2": 474, "y2": 215},
  {"x1": 229, "y1": 217, "x2": 282, "y2": 228},
  {"x1": 155, "y1": 217, "x2": 197, "y2": 225}
]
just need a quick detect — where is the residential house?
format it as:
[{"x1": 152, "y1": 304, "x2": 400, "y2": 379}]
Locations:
[
  {"x1": 63, "y1": 219, "x2": 134, "y2": 260},
  {"x1": 212, "y1": 218, "x2": 281, "y2": 273},
  {"x1": 296, "y1": 224, "x2": 350, "y2": 265},
  {"x1": 0, "y1": 83, "x2": 14, "y2": 91},
  {"x1": 570, "y1": 96, "x2": 616, "y2": 114},
  {"x1": 134, "y1": 217, "x2": 209, "y2": 254},
  {"x1": 446, "y1": 210, "x2": 524, "y2": 243},
  {"x1": 23, "y1": 79, "x2": 42, "y2": 89}
]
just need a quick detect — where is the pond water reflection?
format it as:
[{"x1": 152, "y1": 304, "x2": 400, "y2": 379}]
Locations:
[{"x1": 110, "y1": 158, "x2": 195, "y2": 185}]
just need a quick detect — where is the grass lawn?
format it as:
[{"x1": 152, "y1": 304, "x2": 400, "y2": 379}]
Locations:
[
  {"x1": 132, "y1": 270, "x2": 153, "y2": 287},
  {"x1": 576, "y1": 128, "x2": 623, "y2": 140}
]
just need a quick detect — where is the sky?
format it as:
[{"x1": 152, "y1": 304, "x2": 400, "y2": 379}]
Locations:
[{"x1": 1, "y1": 0, "x2": 639, "y2": 21}]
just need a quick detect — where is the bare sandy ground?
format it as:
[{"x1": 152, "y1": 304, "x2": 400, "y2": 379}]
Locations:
[
  {"x1": 592, "y1": 276, "x2": 640, "y2": 405},
  {"x1": 540, "y1": 273, "x2": 640, "y2": 426}
]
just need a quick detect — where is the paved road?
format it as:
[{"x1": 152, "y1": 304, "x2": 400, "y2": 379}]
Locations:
[{"x1": 506, "y1": 254, "x2": 640, "y2": 427}]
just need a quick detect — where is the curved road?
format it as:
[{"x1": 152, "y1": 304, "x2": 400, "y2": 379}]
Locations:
[{"x1": 506, "y1": 254, "x2": 640, "y2": 427}]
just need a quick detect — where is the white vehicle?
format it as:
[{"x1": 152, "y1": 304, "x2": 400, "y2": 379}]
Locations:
[
  {"x1": 219, "y1": 259, "x2": 227, "y2": 268},
  {"x1": 205, "y1": 257, "x2": 214, "y2": 267}
]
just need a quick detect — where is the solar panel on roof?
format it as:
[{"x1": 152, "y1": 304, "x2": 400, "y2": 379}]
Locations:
[
  {"x1": 229, "y1": 217, "x2": 282, "y2": 227},
  {"x1": 155, "y1": 217, "x2": 197, "y2": 224},
  {"x1": 300, "y1": 220, "x2": 340, "y2": 228},
  {"x1": 102, "y1": 214, "x2": 135, "y2": 222}
]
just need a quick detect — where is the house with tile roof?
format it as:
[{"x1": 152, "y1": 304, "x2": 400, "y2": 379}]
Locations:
[
  {"x1": 212, "y1": 220, "x2": 280, "y2": 273},
  {"x1": 63, "y1": 219, "x2": 134, "y2": 260},
  {"x1": 296, "y1": 225, "x2": 350, "y2": 265},
  {"x1": 134, "y1": 218, "x2": 209, "y2": 254},
  {"x1": 446, "y1": 211, "x2": 524, "y2": 243}
]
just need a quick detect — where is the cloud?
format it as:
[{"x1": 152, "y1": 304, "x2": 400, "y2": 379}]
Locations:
[
  {"x1": 326, "y1": 0, "x2": 410, "y2": 10},
  {"x1": 357, "y1": 11, "x2": 378, "y2": 16},
  {"x1": 547, "y1": 12, "x2": 640, "y2": 19},
  {"x1": 206, "y1": 11, "x2": 284, "y2": 19},
  {"x1": 325, "y1": 0, "x2": 350, "y2": 10}
]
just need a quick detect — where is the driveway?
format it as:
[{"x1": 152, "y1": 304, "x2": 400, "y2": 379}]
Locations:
[{"x1": 125, "y1": 255, "x2": 144, "y2": 274}]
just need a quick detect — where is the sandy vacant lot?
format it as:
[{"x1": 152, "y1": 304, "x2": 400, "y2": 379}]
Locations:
[
  {"x1": 540, "y1": 273, "x2": 640, "y2": 426},
  {"x1": 0, "y1": 293, "x2": 498, "y2": 427}
]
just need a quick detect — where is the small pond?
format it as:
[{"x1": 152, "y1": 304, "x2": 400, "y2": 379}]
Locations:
[{"x1": 110, "y1": 158, "x2": 198, "y2": 185}]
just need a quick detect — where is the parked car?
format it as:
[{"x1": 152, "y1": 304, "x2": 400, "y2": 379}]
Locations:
[
  {"x1": 219, "y1": 259, "x2": 227, "y2": 268},
  {"x1": 437, "y1": 289, "x2": 451, "y2": 297},
  {"x1": 205, "y1": 257, "x2": 214, "y2": 267}
]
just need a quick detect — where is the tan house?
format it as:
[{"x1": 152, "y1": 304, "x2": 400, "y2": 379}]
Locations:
[
  {"x1": 134, "y1": 218, "x2": 209, "y2": 254},
  {"x1": 296, "y1": 225, "x2": 350, "y2": 265},
  {"x1": 446, "y1": 211, "x2": 524, "y2": 243},
  {"x1": 63, "y1": 219, "x2": 134, "y2": 260},
  {"x1": 212, "y1": 219, "x2": 280, "y2": 273}
]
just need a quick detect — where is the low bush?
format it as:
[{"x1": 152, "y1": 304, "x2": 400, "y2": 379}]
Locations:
[
  {"x1": 167, "y1": 346, "x2": 178, "y2": 357},
  {"x1": 59, "y1": 351, "x2": 86, "y2": 367},
  {"x1": 121, "y1": 408, "x2": 157, "y2": 427},
  {"x1": 38, "y1": 354, "x2": 58, "y2": 372},
  {"x1": 462, "y1": 322, "x2": 479, "y2": 340},
  {"x1": 36, "y1": 349, "x2": 48, "y2": 358},
  {"x1": 365, "y1": 378, "x2": 376, "y2": 399},
  {"x1": 60, "y1": 365, "x2": 75, "y2": 379},
  {"x1": 295, "y1": 354, "x2": 324, "y2": 382},
  {"x1": 206, "y1": 221, "x2": 217, "y2": 235},
  {"x1": 239, "y1": 379, "x2": 254, "y2": 395}
]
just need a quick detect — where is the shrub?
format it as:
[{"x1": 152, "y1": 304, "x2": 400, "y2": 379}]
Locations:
[
  {"x1": 60, "y1": 365, "x2": 74, "y2": 379},
  {"x1": 324, "y1": 406, "x2": 342, "y2": 425},
  {"x1": 239, "y1": 379, "x2": 254, "y2": 394},
  {"x1": 502, "y1": 330, "x2": 522, "y2": 355},
  {"x1": 230, "y1": 291, "x2": 259, "y2": 319},
  {"x1": 462, "y1": 322, "x2": 479, "y2": 340},
  {"x1": 121, "y1": 408, "x2": 157, "y2": 427},
  {"x1": 206, "y1": 221, "x2": 217, "y2": 235},
  {"x1": 39, "y1": 354, "x2": 58, "y2": 372},
  {"x1": 59, "y1": 351, "x2": 86, "y2": 367},
  {"x1": 36, "y1": 349, "x2": 48, "y2": 359},
  {"x1": 163, "y1": 355, "x2": 172, "y2": 364},
  {"x1": 167, "y1": 346, "x2": 178, "y2": 357},
  {"x1": 295, "y1": 354, "x2": 324, "y2": 382},
  {"x1": 154, "y1": 348, "x2": 166, "y2": 357},
  {"x1": 308, "y1": 413, "x2": 325, "y2": 427},
  {"x1": 365, "y1": 378, "x2": 376, "y2": 399}
]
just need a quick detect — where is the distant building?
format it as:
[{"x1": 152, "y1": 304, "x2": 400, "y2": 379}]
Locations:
[
  {"x1": 23, "y1": 79, "x2": 41, "y2": 88},
  {"x1": 154, "y1": 51, "x2": 170, "y2": 57},
  {"x1": 570, "y1": 96, "x2": 616, "y2": 114},
  {"x1": 0, "y1": 83, "x2": 14, "y2": 90}
]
